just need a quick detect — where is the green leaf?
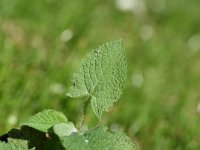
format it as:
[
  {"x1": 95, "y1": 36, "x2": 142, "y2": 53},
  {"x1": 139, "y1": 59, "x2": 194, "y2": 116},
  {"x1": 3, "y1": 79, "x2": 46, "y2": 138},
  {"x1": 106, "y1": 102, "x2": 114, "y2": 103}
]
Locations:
[
  {"x1": 66, "y1": 39, "x2": 127, "y2": 118},
  {"x1": 84, "y1": 126, "x2": 135, "y2": 150},
  {"x1": 61, "y1": 126, "x2": 135, "y2": 150},
  {"x1": 53, "y1": 122, "x2": 78, "y2": 137},
  {"x1": 61, "y1": 134, "x2": 89, "y2": 150},
  {"x1": 0, "y1": 141, "x2": 21, "y2": 150},
  {"x1": 8, "y1": 126, "x2": 63, "y2": 150},
  {"x1": 0, "y1": 139, "x2": 33, "y2": 150},
  {"x1": 23, "y1": 109, "x2": 68, "y2": 132},
  {"x1": 8, "y1": 139, "x2": 35, "y2": 150}
]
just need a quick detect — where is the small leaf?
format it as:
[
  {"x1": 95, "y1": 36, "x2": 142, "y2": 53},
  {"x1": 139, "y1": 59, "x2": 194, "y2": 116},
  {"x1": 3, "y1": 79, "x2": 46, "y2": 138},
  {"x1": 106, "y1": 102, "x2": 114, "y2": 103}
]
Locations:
[
  {"x1": 0, "y1": 139, "x2": 34, "y2": 150},
  {"x1": 61, "y1": 126, "x2": 135, "y2": 150},
  {"x1": 67, "y1": 39, "x2": 127, "y2": 119},
  {"x1": 8, "y1": 139, "x2": 32, "y2": 150},
  {"x1": 23, "y1": 109, "x2": 68, "y2": 132},
  {"x1": 53, "y1": 122, "x2": 78, "y2": 137}
]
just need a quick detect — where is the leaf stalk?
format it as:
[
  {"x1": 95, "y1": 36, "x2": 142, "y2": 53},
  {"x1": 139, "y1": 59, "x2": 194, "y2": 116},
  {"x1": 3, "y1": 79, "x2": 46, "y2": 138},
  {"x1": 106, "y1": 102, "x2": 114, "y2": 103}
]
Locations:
[{"x1": 76, "y1": 97, "x2": 90, "y2": 130}]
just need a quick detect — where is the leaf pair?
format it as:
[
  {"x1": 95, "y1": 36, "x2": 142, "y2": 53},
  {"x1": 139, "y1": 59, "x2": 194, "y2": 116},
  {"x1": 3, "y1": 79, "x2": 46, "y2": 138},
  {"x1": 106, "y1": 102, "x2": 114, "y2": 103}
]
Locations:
[
  {"x1": 1, "y1": 109, "x2": 135, "y2": 149},
  {"x1": 66, "y1": 39, "x2": 127, "y2": 119},
  {"x1": 22, "y1": 109, "x2": 135, "y2": 150}
]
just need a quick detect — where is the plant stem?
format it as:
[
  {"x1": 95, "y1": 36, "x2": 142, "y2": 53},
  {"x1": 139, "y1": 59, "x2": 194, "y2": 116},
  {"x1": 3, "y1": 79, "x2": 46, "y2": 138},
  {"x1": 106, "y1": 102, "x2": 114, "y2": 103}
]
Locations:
[{"x1": 76, "y1": 97, "x2": 90, "y2": 130}]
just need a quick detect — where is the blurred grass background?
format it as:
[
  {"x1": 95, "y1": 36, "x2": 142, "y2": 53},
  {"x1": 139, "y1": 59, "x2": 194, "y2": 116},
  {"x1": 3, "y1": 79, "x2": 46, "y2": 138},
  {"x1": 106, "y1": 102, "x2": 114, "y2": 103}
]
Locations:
[{"x1": 0, "y1": 0, "x2": 200, "y2": 149}]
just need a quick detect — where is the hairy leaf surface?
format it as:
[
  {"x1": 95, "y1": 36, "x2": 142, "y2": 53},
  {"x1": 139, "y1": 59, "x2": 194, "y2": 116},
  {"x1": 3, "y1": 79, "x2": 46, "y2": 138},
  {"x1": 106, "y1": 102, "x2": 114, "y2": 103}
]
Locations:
[
  {"x1": 61, "y1": 126, "x2": 135, "y2": 150},
  {"x1": 66, "y1": 40, "x2": 127, "y2": 118},
  {"x1": 23, "y1": 109, "x2": 68, "y2": 132}
]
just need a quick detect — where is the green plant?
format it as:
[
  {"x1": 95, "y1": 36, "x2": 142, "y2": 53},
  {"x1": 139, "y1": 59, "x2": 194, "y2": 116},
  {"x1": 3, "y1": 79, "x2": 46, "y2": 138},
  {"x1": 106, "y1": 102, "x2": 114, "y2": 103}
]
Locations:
[{"x1": 0, "y1": 40, "x2": 136, "y2": 150}]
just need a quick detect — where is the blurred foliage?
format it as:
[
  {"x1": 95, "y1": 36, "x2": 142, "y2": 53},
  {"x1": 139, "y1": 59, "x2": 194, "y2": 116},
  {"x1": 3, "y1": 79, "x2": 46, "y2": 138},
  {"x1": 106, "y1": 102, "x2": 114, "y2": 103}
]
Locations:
[{"x1": 0, "y1": 0, "x2": 200, "y2": 149}]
